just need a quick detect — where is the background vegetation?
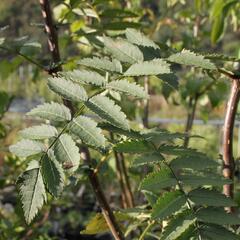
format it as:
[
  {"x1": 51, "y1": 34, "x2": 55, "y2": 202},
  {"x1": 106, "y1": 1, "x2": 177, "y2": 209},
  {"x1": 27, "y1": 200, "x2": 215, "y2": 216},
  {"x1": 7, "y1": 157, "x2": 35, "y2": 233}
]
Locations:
[{"x1": 0, "y1": 0, "x2": 240, "y2": 239}]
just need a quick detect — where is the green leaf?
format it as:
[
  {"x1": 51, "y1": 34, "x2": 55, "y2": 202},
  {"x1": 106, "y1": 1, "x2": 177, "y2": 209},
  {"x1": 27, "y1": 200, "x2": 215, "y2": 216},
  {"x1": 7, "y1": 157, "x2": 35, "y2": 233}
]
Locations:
[
  {"x1": 124, "y1": 59, "x2": 171, "y2": 76},
  {"x1": 200, "y1": 224, "x2": 240, "y2": 240},
  {"x1": 189, "y1": 188, "x2": 237, "y2": 207},
  {"x1": 41, "y1": 150, "x2": 65, "y2": 197},
  {"x1": 79, "y1": 57, "x2": 122, "y2": 73},
  {"x1": 125, "y1": 28, "x2": 159, "y2": 49},
  {"x1": 27, "y1": 102, "x2": 71, "y2": 122},
  {"x1": 86, "y1": 95, "x2": 129, "y2": 130},
  {"x1": 152, "y1": 190, "x2": 186, "y2": 219},
  {"x1": 211, "y1": 14, "x2": 224, "y2": 44},
  {"x1": 197, "y1": 207, "x2": 240, "y2": 225},
  {"x1": 158, "y1": 145, "x2": 199, "y2": 156},
  {"x1": 9, "y1": 140, "x2": 45, "y2": 158},
  {"x1": 100, "y1": 21, "x2": 141, "y2": 30},
  {"x1": 17, "y1": 168, "x2": 46, "y2": 224},
  {"x1": 69, "y1": 116, "x2": 106, "y2": 148},
  {"x1": 140, "y1": 168, "x2": 177, "y2": 191},
  {"x1": 170, "y1": 155, "x2": 218, "y2": 171},
  {"x1": 81, "y1": 212, "x2": 129, "y2": 235},
  {"x1": 81, "y1": 213, "x2": 109, "y2": 234},
  {"x1": 104, "y1": 36, "x2": 143, "y2": 64},
  {"x1": 180, "y1": 172, "x2": 232, "y2": 187},
  {"x1": 158, "y1": 73, "x2": 179, "y2": 90},
  {"x1": 48, "y1": 77, "x2": 88, "y2": 102},
  {"x1": 100, "y1": 9, "x2": 138, "y2": 18},
  {"x1": 60, "y1": 69, "x2": 106, "y2": 87},
  {"x1": 114, "y1": 140, "x2": 154, "y2": 153},
  {"x1": 99, "y1": 122, "x2": 141, "y2": 139},
  {"x1": 54, "y1": 133, "x2": 80, "y2": 171},
  {"x1": 141, "y1": 128, "x2": 185, "y2": 143},
  {"x1": 107, "y1": 79, "x2": 148, "y2": 99},
  {"x1": 161, "y1": 210, "x2": 196, "y2": 240},
  {"x1": 168, "y1": 49, "x2": 216, "y2": 70},
  {"x1": 131, "y1": 152, "x2": 164, "y2": 167},
  {"x1": 20, "y1": 124, "x2": 58, "y2": 140}
]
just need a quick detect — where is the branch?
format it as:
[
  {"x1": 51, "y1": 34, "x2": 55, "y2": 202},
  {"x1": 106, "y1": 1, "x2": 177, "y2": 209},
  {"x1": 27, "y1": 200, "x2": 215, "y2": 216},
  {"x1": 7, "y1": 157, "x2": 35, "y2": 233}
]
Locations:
[
  {"x1": 222, "y1": 79, "x2": 240, "y2": 211},
  {"x1": 80, "y1": 147, "x2": 125, "y2": 240}
]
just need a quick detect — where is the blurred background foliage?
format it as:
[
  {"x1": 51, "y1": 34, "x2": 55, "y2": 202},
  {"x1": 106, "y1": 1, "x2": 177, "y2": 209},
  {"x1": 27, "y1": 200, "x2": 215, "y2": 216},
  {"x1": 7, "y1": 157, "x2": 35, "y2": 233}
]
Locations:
[{"x1": 0, "y1": 0, "x2": 240, "y2": 239}]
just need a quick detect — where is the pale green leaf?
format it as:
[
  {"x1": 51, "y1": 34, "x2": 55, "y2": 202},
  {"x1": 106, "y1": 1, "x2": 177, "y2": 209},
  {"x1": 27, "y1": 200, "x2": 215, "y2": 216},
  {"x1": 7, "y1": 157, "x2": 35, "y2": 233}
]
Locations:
[
  {"x1": 54, "y1": 133, "x2": 80, "y2": 172},
  {"x1": 125, "y1": 28, "x2": 159, "y2": 49},
  {"x1": 20, "y1": 124, "x2": 58, "y2": 140},
  {"x1": 152, "y1": 190, "x2": 186, "y2": 219},
  {"x1": 124, "y1": 59, "x2": 171, "y2": 76},
  {"x1": 41, "y1": 150, "x2": 65, "y2": 197},
  {"x1": 86, "y1": 95, "x2": 129, "y2": 130},
  {"x1": 10, "y1": 139, "x2": 45, "y2": 158},
  {"x1": 79, "y1": 57, "x2": 122, "y2": 73},
  {"x1": 48, "y1": 77, "x2": 88, "y2": 102},
  {"x1": 107, "y1": 79, "x2": 148, "y2": 99},
  {"x1": 69, "y1": 116, "x2": 106, "y2": 148},
  {"x1": 17, "y1": 168, "x2": 46, "y2": 224},
  {"x1": 168, "y1": 49, "x2": 216, "y2": 70},
  {"x1": 60, "y1": 69, "x2": 106, "y2": 87},
  {"x1": 189, "y1": 188, "x2": 237, "y2": 207},
  {"x1": 104, "y1": 36, "x2": 143, "y2": 64},
  {"x1": 27, "y1": 102, "x2": 71, "y2": 122}
]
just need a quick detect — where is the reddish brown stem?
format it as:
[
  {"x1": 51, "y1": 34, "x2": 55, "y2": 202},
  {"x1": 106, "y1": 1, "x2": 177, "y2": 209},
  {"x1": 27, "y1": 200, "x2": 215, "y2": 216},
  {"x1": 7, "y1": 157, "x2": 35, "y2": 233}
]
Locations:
[
  {"x1": 81, "y1": 147, "x2": 125, "y2": 240},
  {"x1": 223, "y1": 79, "x2": 240, "y2": 208}
]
